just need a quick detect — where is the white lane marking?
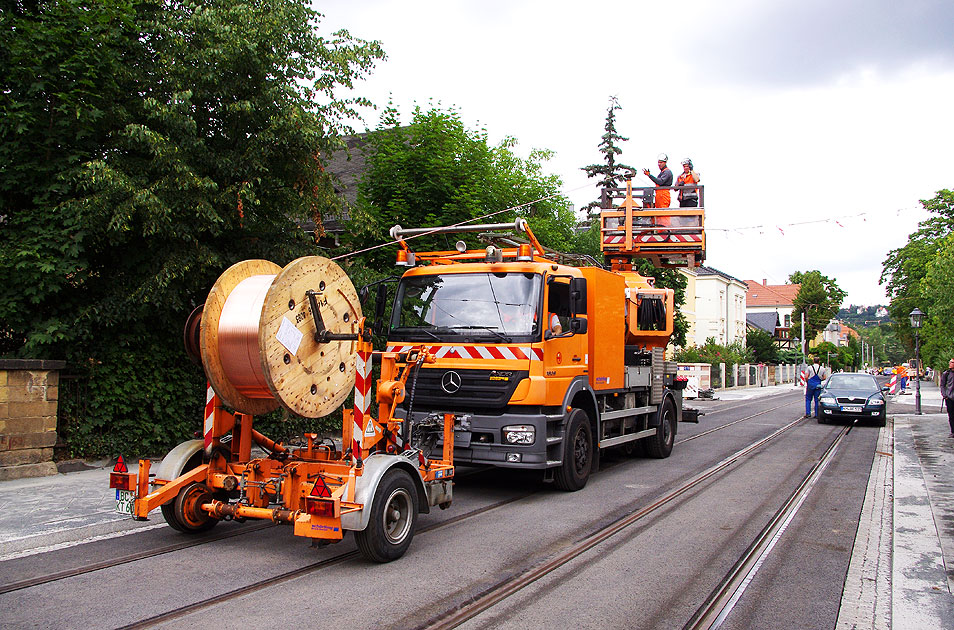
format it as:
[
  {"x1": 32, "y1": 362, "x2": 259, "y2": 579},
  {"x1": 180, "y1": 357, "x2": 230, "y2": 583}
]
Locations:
[{"x1": 0, "y1": 522, "x2": 168, "y2": 561}]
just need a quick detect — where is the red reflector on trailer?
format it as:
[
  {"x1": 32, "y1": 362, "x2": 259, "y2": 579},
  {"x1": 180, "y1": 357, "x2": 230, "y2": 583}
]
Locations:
[
  {"x1": 113, "y1": 455, "x2": 128, "y2": 473},
  {"x1": 110, "y1": 472, "x2": 132, "y2": 490},
  {"x1": 310, "y1": 477, "x2": 332, "y2": 498},
  {"x1": 304, "y1": 497, "x2": 335, "y2": 517}
]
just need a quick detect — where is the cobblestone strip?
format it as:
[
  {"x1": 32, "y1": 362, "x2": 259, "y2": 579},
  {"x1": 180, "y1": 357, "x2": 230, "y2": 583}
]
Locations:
[{"x1": 836, "y1": 417, "x2": 893, "y2": 630}]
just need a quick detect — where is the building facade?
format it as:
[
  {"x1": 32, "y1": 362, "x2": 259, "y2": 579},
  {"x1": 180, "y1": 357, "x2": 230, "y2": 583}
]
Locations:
[{"x1": 680, "y1": 267, "x2": 748, "y2": 347}]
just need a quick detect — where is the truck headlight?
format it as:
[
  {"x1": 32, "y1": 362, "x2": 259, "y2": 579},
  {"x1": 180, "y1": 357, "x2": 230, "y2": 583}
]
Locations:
[{"x1": 502, "y1": 424, "x2": 535, "y2": 445}]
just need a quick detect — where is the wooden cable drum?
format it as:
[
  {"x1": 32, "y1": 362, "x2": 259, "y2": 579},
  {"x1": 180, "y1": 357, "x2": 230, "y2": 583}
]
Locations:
[
  {"x1": 199, "y1": 257, "x2": 362, "y2": 419},
  {"x1": 259, "y1": 256, "x2": 361, "y2": 418}
]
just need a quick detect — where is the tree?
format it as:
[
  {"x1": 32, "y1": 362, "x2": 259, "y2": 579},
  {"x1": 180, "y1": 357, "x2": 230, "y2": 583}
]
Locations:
[
  {"x1": 746, "y1": 328, "x2": 780, "y2": 363},
  {"x1": 790, "y1": 270, "x2": 846, "y2": 346},
  {"x1": 920, "y1": 233, "x2": 954, "y2": 369},
  {"x1": 0, "y1": 1, "x2": 385, "y2": 456},
  {"x1": 348, "y1": 104, "x2": 576, "y2": 271},
  {"x1": 580, "y1": 96, "x2": 635, "y2": 217},
  {"x1": 881, "y1": 189, "x2": 954, "y2": 367}
]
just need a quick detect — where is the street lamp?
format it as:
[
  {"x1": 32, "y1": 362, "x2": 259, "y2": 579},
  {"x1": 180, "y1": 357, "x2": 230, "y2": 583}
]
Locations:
[{"x1": 910, "y1": 307, "x2": 924, "y2": 415}]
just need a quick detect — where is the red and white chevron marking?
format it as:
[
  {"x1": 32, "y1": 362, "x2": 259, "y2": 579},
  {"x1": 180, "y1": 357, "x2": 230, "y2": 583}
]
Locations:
[
  {"x1": 204, "y1": 382, "x2": 215, "y2": 453},
  {"x1": 887, "y1": 372, "x2": 898, "y2": 394},
  {"x1": 386, "y1": 344, "x2": 543, "y2": 361},
  {"x1": 603, "y1": 234, "x2": 703, "y2": 245},
  {"x1": 353, "y1": 349, "x2": 372, "y2": 456}
]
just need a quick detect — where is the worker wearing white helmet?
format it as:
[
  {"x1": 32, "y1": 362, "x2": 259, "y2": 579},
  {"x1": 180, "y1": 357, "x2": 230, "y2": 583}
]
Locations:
[
  {"x1": 642, "y1": 153, "x2": 673, "y2": 208},
  {"x1": 676, "y1": 158, "x2": 701, "y2": 207}
]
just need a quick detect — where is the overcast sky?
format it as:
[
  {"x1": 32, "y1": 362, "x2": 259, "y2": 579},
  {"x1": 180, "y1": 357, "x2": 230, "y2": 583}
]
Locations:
[{"x1": 317, "y1": 0, "x2": 954, "y2": 307}]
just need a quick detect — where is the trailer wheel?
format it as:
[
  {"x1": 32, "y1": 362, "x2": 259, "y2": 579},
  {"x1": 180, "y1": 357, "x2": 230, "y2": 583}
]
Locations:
[
  {"x1": 554, "y1": 409, "x2": 593, "y2": 491},
  {"x1": 159, "y1": 449, "x2": 204, "y2": 532},
  {"x1": 646, "y1": 398, "x2": 676, "y2": 459},
  {"x1": 171, "y1": 482, "x2": 219, "y2": 533},
  {"x1": 355, "y1": 469, "x2": 418, "y2": 562}
]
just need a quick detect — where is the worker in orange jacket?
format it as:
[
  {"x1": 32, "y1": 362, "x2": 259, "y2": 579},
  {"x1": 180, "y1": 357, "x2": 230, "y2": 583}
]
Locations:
[{"x1": 676, "y1": 158, "x2": 701, "y2": 207}]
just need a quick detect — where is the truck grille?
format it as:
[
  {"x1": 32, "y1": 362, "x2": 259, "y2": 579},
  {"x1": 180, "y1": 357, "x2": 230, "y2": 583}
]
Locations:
[{"x1": 403, "y1": 368, "x2": 529, "y2": 411}]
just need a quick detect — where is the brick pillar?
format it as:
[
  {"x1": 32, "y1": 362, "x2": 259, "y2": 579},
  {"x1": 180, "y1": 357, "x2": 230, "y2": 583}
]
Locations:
[{"x1": 0, "y1": 359, "x2": 66, "y2": 480}]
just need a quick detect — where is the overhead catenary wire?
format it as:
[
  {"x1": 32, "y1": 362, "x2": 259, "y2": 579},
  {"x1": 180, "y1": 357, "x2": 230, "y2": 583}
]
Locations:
[{"x1": 330, "y1": 184, "x2": 592, "y2": 262}]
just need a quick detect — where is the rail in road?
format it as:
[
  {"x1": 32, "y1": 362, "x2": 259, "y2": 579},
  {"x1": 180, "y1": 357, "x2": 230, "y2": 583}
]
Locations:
[
  {"x1": 2, "y1": 389, "x2": 861, "y2": 629},
  {"x1": 415, "y1": 412, "x2": 839, "y2": 630}
]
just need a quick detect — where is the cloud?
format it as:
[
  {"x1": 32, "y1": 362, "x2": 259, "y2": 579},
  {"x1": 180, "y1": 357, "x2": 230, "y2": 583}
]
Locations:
[{"x1": 686, "y1": 0, "x2": 954, "y2": 85}]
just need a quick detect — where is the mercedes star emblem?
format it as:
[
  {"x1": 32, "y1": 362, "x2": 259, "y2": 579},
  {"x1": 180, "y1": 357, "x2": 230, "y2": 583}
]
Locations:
[{"x1": 441, "y1": 370, "x2": 462, "y2": 394}]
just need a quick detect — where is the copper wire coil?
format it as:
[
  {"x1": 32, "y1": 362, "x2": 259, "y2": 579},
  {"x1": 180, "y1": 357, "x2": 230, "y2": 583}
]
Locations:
[{"x1": 217, "y1": 274, "x2": 275, "y2": 398}]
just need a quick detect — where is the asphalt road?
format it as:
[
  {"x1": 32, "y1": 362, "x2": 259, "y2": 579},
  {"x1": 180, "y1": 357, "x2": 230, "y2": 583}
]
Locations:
[{"x1": 0, "y1": 387, "x2": 883, "y2": 629}]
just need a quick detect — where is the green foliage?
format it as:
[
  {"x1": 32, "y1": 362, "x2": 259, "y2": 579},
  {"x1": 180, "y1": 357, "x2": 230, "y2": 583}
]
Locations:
[
  {"x1": 746, "y1": 328, "x2": 780, "y2": 363},
  {"x1": 920, "y1": 233, "x2": 954, "y2": 368},
  {"x1": 790, "y1": 270, "x2": 846, "y2": 345},
  {"x1": 881, "y1": 189, "x2": 954, "y2": 365},
  {"x1": 348, "y1": 104, "x2": 575, "y2": 271},
  {"x1": 580, "y1": 96, "x2": 635, "y2": 216},
  {"x1": 673, "y1": 337, "x2": 753, "y2": 368},
  {"x1": 1, "y1": 0, "x2": 385, "y2": 457},
  {"x1": 59, "y1": 330, "x2": 205, "y2": 458}
]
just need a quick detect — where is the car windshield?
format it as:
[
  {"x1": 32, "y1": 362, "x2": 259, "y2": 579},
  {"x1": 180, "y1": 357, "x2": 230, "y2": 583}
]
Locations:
[
  {"x1": 826, "y1": 374, "x2": 878, "y2": 392},
  {"x1": 390, "y1": 272, "x2": 543, "y2": 340}
]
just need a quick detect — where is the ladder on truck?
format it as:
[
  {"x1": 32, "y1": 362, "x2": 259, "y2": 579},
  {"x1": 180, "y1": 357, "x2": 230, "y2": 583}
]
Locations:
[{"x1": 599, "y1": 175, "x2": 705, "y2": 269}]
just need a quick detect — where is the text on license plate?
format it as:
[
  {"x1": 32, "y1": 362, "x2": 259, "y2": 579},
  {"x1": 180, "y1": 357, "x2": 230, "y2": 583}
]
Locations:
[
  {"x1": 116, "y1": 489, "x2": 135, "y2": 515},
  {"x1": 840, "y1": 405, "x2": 863, "y2": 413}
]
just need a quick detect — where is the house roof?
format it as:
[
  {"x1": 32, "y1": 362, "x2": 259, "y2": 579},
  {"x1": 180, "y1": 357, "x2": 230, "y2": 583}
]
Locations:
[
  {"x1": 696, "y1": 266, "x2": 747, "y2": 285},
  {"x1": 744, "y1": 279, "x2": 800, "y2": 307},
  {"x1": 746, "y1": 312, "x2": 780, "y2": 334}
]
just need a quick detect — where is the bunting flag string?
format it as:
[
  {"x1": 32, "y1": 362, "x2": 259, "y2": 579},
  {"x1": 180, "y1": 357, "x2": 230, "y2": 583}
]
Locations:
[{"x1": 707, "y1": 212, "x2": 868, "y2": 233}]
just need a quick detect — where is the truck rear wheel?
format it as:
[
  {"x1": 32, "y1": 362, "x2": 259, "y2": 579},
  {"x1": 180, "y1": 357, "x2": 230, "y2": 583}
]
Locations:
[
  {"x1": 355, "y1": 468, "x2": 419, "y2": 562},
  {"x1": 554, "y1": 409, "x2": 593, "y2": 491},
  {"x1": 645, "y1": 398, "x2": 676, "y2": 459}
]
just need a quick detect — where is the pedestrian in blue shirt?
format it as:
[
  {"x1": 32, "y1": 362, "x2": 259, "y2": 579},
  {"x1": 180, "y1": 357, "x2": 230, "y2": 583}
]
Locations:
[{"x1": 804, "y1": 357, "x2": 829, "y2": 418}]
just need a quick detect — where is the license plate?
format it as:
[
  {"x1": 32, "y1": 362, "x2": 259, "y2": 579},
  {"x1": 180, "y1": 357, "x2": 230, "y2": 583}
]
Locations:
[
  {"x1": 116, "y1": 489, "x2": 135, "y2": 515},
  {"x1": 841, "y1": 405, "x2": 863, "y2": 413}
]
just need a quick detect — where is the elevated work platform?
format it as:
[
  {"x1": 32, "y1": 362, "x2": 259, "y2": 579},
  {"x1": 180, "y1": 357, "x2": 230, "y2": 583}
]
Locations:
[{"x1": 599, "y1": 179, "x2": 706, "y2": 268}]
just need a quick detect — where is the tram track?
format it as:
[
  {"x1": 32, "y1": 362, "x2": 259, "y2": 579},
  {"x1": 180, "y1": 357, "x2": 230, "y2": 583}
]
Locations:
[
  {"x1": 409, "y1": 413, "x2": 815, "y2": 630},
  {"x1": 3, "y1": 388, "x2": 804, "y2": 627},
  {"x1": 683, "y1": 424, "x2": 852, "y2": 629},
  {"x1": 0, "y1": 388, "x2": 786, "y2": 604},
  {"x1": 113, "y1": 492, "x2": 534, "y2": 630}
]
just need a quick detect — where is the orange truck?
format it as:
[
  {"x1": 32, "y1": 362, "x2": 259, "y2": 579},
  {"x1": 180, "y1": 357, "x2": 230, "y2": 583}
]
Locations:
[
  {"x1": 110, "y1": 176, "x2": 704, "y2": 561},
  {"x1": 382, "y1": 177, "x2": 704, "y2": 490}
]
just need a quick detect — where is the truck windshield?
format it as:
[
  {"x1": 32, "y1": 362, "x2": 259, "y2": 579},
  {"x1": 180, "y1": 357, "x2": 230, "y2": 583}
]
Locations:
[{"x1": 390, "y1": 272, "x2": 542, "y2": 341}]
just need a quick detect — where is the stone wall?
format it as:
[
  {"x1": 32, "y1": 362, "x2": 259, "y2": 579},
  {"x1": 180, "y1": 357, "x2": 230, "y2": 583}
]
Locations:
[{"x1": 0, "y1": 359, "x2": 65, "y2": 480}]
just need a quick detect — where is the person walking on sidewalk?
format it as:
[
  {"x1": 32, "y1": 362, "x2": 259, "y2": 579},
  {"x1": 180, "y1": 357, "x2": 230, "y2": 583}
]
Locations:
[
  {"x1": 804, "y1": 357, "x2": 829, "y2": 418},
  {"x1": 940, "y1": 358, "x2": 954, "y2": 436}
]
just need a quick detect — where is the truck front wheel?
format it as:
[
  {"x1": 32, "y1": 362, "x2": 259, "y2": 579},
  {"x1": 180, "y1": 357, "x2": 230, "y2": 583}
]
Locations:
[
  {"x1": 554, "y1": 409, "x2": 593, "y2": 491},
  {"x1": 646, "y1": 398, "x2": 676, "y2": 459}
]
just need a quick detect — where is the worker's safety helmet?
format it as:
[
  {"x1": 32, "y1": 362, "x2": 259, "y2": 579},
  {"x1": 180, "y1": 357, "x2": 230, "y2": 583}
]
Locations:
[
  {"x1": 657, "y1": 153, "x2": 668, "y2": 162},
  {"x1": 681, "y1": 158, "x2": 693, "y2": 168}
]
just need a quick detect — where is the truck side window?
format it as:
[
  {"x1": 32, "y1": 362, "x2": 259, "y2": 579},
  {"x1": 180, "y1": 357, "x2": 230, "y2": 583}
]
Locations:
[{"x1": 547, "y1": 281, "x2": 570, "y2": 333}]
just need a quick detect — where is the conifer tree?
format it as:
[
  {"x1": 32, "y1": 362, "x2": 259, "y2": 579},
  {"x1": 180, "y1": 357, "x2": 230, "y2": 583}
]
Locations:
[{"x1": 581, "y1": 96, "x2": 635, "y2": 216}]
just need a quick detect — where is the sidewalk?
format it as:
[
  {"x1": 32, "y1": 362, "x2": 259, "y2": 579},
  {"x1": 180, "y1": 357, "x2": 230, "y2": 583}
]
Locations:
[
  {"x1": 838, "y1": 380, "x2": 954, "y2": 629},
  {"x1": 1, "y1": 383, "x2": 953, "y2": 628}
]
